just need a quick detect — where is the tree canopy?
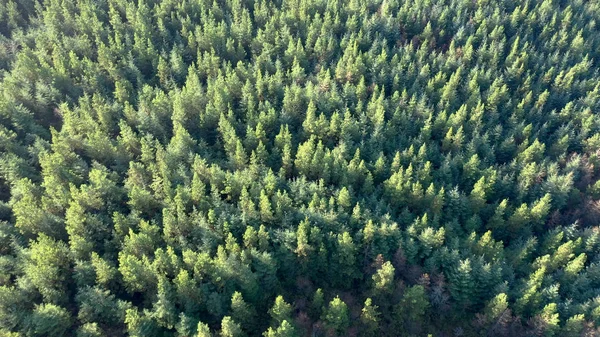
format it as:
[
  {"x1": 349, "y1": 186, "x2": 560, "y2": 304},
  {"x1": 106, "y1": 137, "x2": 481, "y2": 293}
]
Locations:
[{"x1": 1, "y1": 0, "x2": 600, "y2": 335}]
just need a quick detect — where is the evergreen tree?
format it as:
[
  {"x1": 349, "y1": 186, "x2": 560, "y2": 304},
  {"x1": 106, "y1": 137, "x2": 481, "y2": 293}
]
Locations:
[
  {"x1": 360, "y1": 298, "x2": 380, "y2": 336},
  {"x1": 1, "y1": 0, "x2": 600, "y2": 336},
  {"x1": 221, "y1": 316, "x2": 244, "y2": 337},
  {"x1": 321, "y1": 297, "x2": 350, "y2": 336},
  {"x1": 268, "y1": 296, "x2": 293, "y2": 327}
]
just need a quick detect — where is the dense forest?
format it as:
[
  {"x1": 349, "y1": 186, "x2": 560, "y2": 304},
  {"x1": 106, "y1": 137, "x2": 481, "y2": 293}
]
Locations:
[{"x1": 1, "y1": 0, "x2": 600, "y2": 336}]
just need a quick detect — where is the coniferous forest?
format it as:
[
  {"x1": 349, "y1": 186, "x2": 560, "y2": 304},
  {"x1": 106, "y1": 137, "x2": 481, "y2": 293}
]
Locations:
[{"x1": 2, "y1": 0, "x2": 600, "y2": 336}]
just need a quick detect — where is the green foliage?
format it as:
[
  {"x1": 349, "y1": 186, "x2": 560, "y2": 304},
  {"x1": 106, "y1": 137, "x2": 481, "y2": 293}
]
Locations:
[
  {"x1": 220, "y1": 316, "x2": 244, "y2": 337},
  {"x1": 1, "y1": 0, "x2": 600, "y2": 336},
  {"x1": 321, "y1": 297, "x2": 350, "y2": 336},
  {"x1": 195, "y1": 322, "x2": 212, "y2": 337},
  {"x1": 372, "y1": 261, "x2": 395, "y2": 295},
  {"x1": 29, "y1": 304, "x2": 72, "y2": 337},
  {"x1": 360, "y1": 298, "x2": 380, "y2": 336},
  {"x1": 263, "y1": 320, "x2": 298, "y2": 337},
  {"x1": 484, "y1": 293, "x2": 509, "y2": 321},
  {"x1": 268, "y1": 296, "x2": 293, "y2": 327},
  {"x1": 394, "y1": 285, "x2": 430, "y2": 335},
  {"x1": 230, "y1": 291, "x2": 256, "y2": 331},
  {"x1": 23, "y1": 234, "x2": 72, "y2": 305}
]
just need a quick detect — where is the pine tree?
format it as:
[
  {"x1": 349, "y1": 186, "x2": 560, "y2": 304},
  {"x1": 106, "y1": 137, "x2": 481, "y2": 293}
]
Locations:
[
  {"x1": 310, "y1": 288, "x2": 325, "y2": 319},
  {"x1": 231, "y1": 291, "x2": 256, "y2": 331},
  {"x1": 24, "y1": 234, "x2": 72, "y2": 305},
  {"x1": 322, "y1": 297, "x2": 350, "y2": 336},
  {"x1": 263, "y1": 320, "x2": 298, "y2": 337},
  {"x1": 360, "y1": 298, "x2": 380, "y2": 336},
  {"x1": 372, "y1": 261, "x2": 395, "y2": 295},
  {"x1": 259, "y1": 190, "x2": 274, "y2": 223},
  {"x1": 394, "y1": 285, "x2": 429, "y2": 335},
  {"x1": 152, "y1": 277, "x2": 177, "y2": 329},
  {"x1": 221, "y1": 316, "x2": 245, "y2": 337},
  {"x1": 337, "y1": 187, "x2": 352, "y2": 211},
  {"x1": 448, "y1": 259, "x2": 474, "y2": 309},
  {"x1": 196, "y1": 322, "x2": 212, "y2": 337},
  {"x1": 268, "y1": 296, "x2": 293, "y2": 326}
]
